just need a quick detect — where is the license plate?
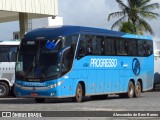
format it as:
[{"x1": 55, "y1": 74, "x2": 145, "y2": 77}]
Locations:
[{"x1": 30, "y1": 93, "x2": 38, "y2": 96}]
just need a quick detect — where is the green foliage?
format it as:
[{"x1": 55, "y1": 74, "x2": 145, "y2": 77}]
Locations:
[
  {"x1": 108, "y1": 0, "x2": 160, "y2": 35},
  {"x1": 119, "y1": 22, "x2": 135, "y2": 34},
  {"x1": 119, "y1": 21, "x2": 144, "y2": 35}
]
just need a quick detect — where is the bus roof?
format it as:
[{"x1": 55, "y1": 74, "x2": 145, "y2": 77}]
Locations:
[
  {"x1": 0, "y1": 40, "x2": 20, "y2": 45},
  {"x1": 23, "y1": 25, "x2": 152, "y2": 40}
]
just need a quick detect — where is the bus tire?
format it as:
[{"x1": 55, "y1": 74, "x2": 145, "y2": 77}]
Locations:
[
  {"x1": 74, "y1": 83, "x2": 83, "y2": 102},
  {"x1": 10, "y1": 85, "x2": 16, "y2": 97},
  {"x1": 153, "y1": 83, "x2": 156, "y2": 90},
  {"x1": 0, "y1": 82, "x2": 9, "y2": 97},
  {"x1": 134, "y1": 81, "x2": 141, "y2": 98},
  {"x1": 126, "y1": 81, "x2": 134, "y2": 98},
  {"x1": 35, "y1": 98, "x2": 45, "y2": 103}
]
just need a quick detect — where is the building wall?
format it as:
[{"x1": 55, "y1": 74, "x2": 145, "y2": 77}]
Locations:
[{"x1": 0, "y1": 0, "x2": 58, "y2": 15}]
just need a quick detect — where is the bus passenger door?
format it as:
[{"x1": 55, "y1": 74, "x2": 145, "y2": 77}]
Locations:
[{"x1": 60, "y1": 46, "x2": 74, "y2": 96}]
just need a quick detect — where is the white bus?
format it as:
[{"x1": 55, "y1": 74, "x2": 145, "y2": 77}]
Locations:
[
  {"x1": 0, "y1": 40, "x2": 20, "y2": 97},
  {"x1": 154, "y1": 41, "x2": 160, "y2": 89}
]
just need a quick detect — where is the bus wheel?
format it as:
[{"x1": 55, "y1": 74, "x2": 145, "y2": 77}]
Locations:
[
  {"x1": 0, "y1": 82, "x2": 9, "y2": 97},
  {"x1": 153, "y1": 84, "x2": 156, "y2": 90},
  {"x1": 134, "y1": 81, "x2": 141, "y2": 98},
  {"x1": 126, "y1": 81, "x2": 134, "y2": 98},
  {"x1": 74, "y1": 83, "x2": 83, "y2": 102},
  {"x1": 35, "y1": 98, "x2": 45, "y2": 103}
]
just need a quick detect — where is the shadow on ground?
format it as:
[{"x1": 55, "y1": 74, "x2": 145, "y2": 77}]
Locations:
[{"x1": 0, "y1": 95, "x2": 122, "y2": 104}]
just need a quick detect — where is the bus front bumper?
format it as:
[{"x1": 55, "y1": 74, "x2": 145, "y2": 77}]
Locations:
[{"x1": 14, "y1": 83, "x2": 60, "y2": 98}]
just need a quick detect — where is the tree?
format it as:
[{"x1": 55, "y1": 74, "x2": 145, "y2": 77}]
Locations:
[
  {"x1": 108, "y1": 0, "x2": 160, "y2": 35},
  {"x1": 119, "y1": 21, "x2": 144, "y2": 35}
]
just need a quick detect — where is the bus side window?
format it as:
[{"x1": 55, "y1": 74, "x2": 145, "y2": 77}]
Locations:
[
  {"x1": 78, "y1": 41, "x2": 86, "y2": 58},
  {"x1": 144, "y1": 41, "x2": 153, "y2": 56},
  {"x1": 116, "y1": 39, "x2": 127, "y2": 56},
  {"x1": 0, "y1": 46, "x2": 10, "y2": 62},
  {"x1": 78, "y1": 35, "x2": 108, "y2": 58},
  {"x1": 65, "y1": 34, "x2": 79, "y2": 47},
  {"x1": 104, "y1": 37, "x2": 116, "y2": 56},
  {"x1": 9, "y1": 46, "x2": 18, "y2": 62},
  {"x1": 92, "y1": 36, "x2": 103, "y2": 55},
  {"x1": 78, "y1": 35, "x2": 88, "y2": 58},
  {"x1": 127, "y1": 39, "x2": 137, "y2": 56},
  {"x1": 61, "y1": 47, "x2": 72, "y2": 75},
  {"x1": 86, "y1": 36, "x2": 93, "y2": 55},
  {"x1": 138, "y1": 40, "x2": 153, "y2": 56}
]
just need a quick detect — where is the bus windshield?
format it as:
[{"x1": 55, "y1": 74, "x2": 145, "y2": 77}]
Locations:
[{"x1": 16, "y1": 38, "x2": 62, "y2": 81}]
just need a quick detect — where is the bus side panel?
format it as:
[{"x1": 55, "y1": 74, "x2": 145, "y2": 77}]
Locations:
[
  {"x1": 0, "y1": 62, "x2": 16, "y2": 86},
  {"x1": 105, "y1": 70, "x2": 112, "y2": 93},
  {"x1": 96, "y1": 70, "x2": 105, "y2": 94},
  {"x1": 87, "y1": 70, "x2": 96, "y2": 95},
  {"x1": 112, "y1": 70, "x2": 120, "y2": 93},
  {"x1": 139, "y1": 56, "x2": 154, "y2": 91},
  {"x1": 68, "y1": 69, "x2": 88, "y2": 97}
]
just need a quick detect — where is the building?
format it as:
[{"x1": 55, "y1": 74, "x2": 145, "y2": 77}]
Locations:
[
  {"x1": 0, "y1": 0, "x2": 58, "y2": 39},
  {"x1": 13, "y1": 16, "x2": 63, "y2": 40}
]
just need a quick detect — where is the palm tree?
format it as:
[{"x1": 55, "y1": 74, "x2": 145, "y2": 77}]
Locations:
[
  {"x1": 119, "y1": 21, "x2": 136, "y2": 34},
  {"x1": 108, "y1": 0, "x2": 160, "y2": 35},
  {"x1": 119, "y1": 21, "x2": 144, "y2": 35}
]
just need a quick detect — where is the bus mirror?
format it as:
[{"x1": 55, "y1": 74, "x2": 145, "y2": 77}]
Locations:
[
  {"x1": 46, "y1": 40, "x2": 56, "y2": 50},
  {"x1": 58, "y1": 36, "x2": 65, "y2": 41},
  {"x1": 46, "y1": 36, "x2": 63, "y2": 50}
]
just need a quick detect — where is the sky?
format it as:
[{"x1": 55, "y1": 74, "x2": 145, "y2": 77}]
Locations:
[
  {"x1": 0, "y1": 0, "x2": 160, "y2": 40},
  {"x1": 58, "y1": 0, "x2": 160, "y2": 41}
]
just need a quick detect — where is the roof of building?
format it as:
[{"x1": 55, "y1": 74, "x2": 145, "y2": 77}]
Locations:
[{"x1": 0, "y1": 0, "x2": 58, "y2": 22}]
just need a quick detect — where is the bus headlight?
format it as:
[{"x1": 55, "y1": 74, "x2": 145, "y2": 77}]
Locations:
[
  {"x1": 49, "y1": 80, "x2": 64, "y2": 88},
  {"x1": 14, "y1": 83, "x2": 22, "y2": 88}
]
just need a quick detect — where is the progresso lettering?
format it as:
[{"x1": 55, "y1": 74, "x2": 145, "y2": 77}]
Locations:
[{"x1": 90, "y1": 58, "x2": 117, "y2": 68}]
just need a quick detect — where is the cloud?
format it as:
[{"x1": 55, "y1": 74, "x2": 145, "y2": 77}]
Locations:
[
  {"x1": 58, "y1": 0, "x2": 117, "y2": 29},
  {"x1": 0, "y1": 0, "x2": 159, "y2": 40},
  {"x1": 59, "y1": 0, "x2": 160, "y2": 39}
]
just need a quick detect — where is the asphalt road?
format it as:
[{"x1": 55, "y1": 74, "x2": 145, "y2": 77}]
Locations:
[{"x1": 0, "y1": 91, "x2": 160, "y2": 120}]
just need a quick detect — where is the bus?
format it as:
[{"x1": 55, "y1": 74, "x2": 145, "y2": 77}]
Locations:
[
  {"x1": 14, "y1": 26, "x2": 154, "y2": 103},
  {"x1": 153, "y1": 41, "x2": 160, "y2": 89},
  {"x1": 0, "y1": 40, "x2": 20, "y2": 97}
]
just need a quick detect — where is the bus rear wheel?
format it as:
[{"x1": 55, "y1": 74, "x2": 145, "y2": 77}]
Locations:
[
  {"x1": 74, "y1": 83, "x2": 83, "y2": 102},
  {"x1": 127, "y1": 81, "x2": 134, "y2": 98},
  {"x1": 134, "y1": 81, "x2": 141, "y2": 98},
  {"x1": 35, "y1": 98, "x2": 45, "y2": 103},
  {"x1": 0, "y1": 82, "x2": 9, "y2": 97}
]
